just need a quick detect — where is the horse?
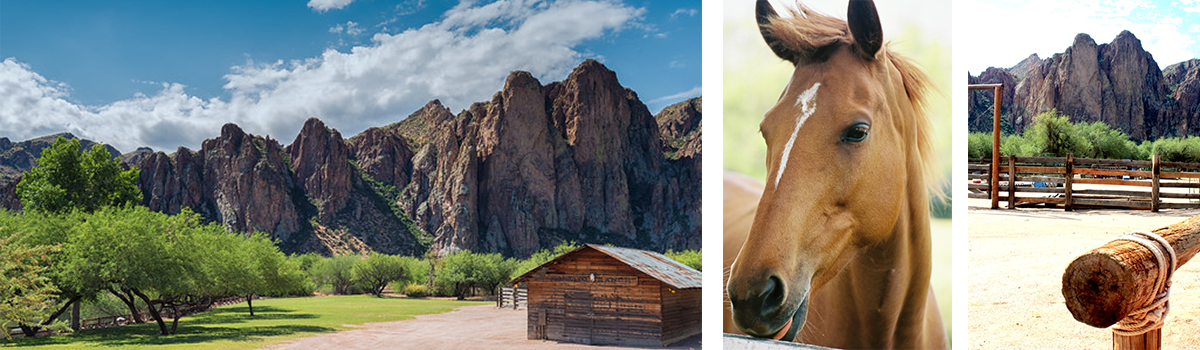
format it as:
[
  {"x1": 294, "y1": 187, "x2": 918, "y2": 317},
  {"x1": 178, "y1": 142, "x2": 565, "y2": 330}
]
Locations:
[{"x1": 723, "y1": 1, "x2": 947, "y2": 348}]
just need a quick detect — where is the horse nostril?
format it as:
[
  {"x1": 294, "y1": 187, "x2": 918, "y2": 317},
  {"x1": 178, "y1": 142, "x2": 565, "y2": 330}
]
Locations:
[{"x1": 761, "y1": 275, "x2": 786, "y2": 317}]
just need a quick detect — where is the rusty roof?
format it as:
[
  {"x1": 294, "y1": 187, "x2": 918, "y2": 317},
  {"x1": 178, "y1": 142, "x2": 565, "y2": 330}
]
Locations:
[{"x1": 509, "y1": 244, "x2": 702, "y2": 289}]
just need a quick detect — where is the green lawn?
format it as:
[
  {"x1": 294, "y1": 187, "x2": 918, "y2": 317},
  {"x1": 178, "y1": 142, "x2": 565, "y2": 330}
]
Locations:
[{"x1": 3, "y1": 296, "x2": 489, "y2": 350}]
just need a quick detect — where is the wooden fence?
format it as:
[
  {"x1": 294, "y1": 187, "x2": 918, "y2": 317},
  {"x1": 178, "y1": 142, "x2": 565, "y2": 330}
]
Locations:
[
  {"x1": 496, "y1": 286, "x2": 527, "y2": 309},
  {"x1": 968, "y1": 154, "x2": 1200, "y2": 211}
]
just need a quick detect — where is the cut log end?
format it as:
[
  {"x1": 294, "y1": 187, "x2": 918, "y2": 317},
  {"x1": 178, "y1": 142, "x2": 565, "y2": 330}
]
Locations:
[{"x1": 1062, "y1": 250, "x2": 1138, "y2": 328}]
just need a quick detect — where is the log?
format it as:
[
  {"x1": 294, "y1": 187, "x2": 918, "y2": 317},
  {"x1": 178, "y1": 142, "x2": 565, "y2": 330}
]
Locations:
[{"x1": 1062, "y1": 215, "x2": 1200, "y2": 328}]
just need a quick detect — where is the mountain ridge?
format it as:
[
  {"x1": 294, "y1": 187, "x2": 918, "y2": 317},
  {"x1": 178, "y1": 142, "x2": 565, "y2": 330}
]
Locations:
[{"x1": 0, "y1": 60, "x2": 702, "y2": 258}]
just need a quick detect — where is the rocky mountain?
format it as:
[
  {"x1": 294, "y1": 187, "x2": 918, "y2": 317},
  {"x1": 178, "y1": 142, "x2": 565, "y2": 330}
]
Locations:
[
  {"x1": 0, "y1": 60, "x2": 702, "y2": 258},
  {"x1": 969, "y1": 31, "x2": 1200, "y2": 139}
]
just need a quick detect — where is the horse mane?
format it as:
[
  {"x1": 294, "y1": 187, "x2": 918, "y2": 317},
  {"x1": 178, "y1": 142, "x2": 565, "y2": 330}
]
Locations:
[{"x1": 764, "y1": 3, "x2": 941, "y2": 196}]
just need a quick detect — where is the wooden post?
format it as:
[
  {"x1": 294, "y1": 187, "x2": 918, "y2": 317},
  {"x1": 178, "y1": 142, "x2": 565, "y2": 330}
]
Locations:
[
  {"x1": 1062, "y1": 215, "x2": 1200, "y2": 328},
  {"x1": 1114, "y1": 329, "x2": 1160, "y2": 350},
  {"x1": 1065, "y1": 154, "x2": 1074, "y2": 211},
  {"x1": 1008, "y1": 155, "x2": 1017, "y2": 209},
  {"x1": 1152, "y1": 155, "x2": 1161, "y2": 212},
  {"x1": 991, "y1": 86, "x2": 1002, "y2": 209}
]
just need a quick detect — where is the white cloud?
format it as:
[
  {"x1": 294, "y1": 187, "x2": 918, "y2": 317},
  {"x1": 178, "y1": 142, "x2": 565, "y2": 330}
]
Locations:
[
  {"x1": 329, "y1": 21, "x2": 363, "y2": 36},
  {"x1": 0, "y1": 0, "x2": 643, "y2": 153},
  {"x1": 308, "y1": 0, "x2": 355, "y2": 12},
  {"x1": 650, "y1": 86, "x2": 701, "y2": 104},
  {"x1": 960, "y1": 0, "x2": 1199, "y2": 72},
  {"x1": 670, "y1": 8, "x2": 697, "y2": 18}
]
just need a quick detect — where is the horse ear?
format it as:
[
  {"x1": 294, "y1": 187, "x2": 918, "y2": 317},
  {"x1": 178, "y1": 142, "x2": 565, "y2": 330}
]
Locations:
[
  {"x1": 847, "y1": 0, "x2": 882, "y2": 60},
  {"x1": 757, "y1": 0, "x2": 800, "y2": 64}
]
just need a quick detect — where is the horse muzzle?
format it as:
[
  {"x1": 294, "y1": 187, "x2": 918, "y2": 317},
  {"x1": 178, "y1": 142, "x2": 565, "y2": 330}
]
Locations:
[{"x1": 728, "y1": 274, "x2": 810, "y2": 341}]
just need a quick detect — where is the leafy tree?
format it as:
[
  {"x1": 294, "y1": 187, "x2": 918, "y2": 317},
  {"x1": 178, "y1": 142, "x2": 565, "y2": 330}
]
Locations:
[
  {"x1": 237, "y1": 234, "x2": 309, "y2": 314},
  {"x1": 0, "y1": 214, "x2": 66, "y2": 339},
  {"x1": 312, "y1": 255, "x2": 361, "y2": 295},
  {"x1": 664, "y1": 250, "x2": 702, "y2": 271},
  {"x1": 1076, "y1": 121, "x2": 1136, "y2": 159},
  {"x1": 6, "y1": 210, "x2": 90, "y2": 337},
  {"x1": 967, "y1": 132, "x2": 992, "y2": 159},
  {"x1": 435, "y1": 250, "x2": 513, "y2": 299},
  {"x1": 16, "y1": 137, "x2": 140, "y2": 214},
  {"x1": 1025, "y1": 110, "x2": 1090, "y2": 157},
  {"x1": 395, "y1": 255, "x2": 429, "y2": 286},
  {"x1": 352, "y1": 253, "x2": 407, "y2": 297},
  {"x1": 509, "y1": 242, "x2": 579, "y2": 280}
]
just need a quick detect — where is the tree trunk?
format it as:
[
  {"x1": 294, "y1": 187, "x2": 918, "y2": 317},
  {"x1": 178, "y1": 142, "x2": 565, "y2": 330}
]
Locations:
[
  {"x1": 19, "y1": 295, "x2": 82, "y2": 337},
  {"x1": 131, "y1": 288, "x2": 170, "y2": 335},
  {"x1": 19, "y1": 324, "x2": 38, "y2": 338},
  {"x1": 247, "y1": 295, "x2": 254, "y2": 316},
  {"x1": 108, "y1": 287, "x2": 143, "y2": 323},
  {"x1": 169, "y1": 303, "x2": 181, "y2": 335}
]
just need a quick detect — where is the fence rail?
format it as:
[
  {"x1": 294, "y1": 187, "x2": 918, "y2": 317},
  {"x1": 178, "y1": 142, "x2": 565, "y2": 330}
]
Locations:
[
  {"x1": 967, "y1": 154, "x2": 1200, "y2": 211},
  {"x1": 496, "y1": 286, "x2": 527, "y2": 309}
]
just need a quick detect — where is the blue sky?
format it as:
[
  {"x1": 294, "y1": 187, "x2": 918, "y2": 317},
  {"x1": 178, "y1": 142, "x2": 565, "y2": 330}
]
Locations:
[
  {"x1": 0, "y1": 0, "x2": 700, "y2": 153},
  {"x1": 959, "y1": 0, "x2": 1200, "y2": 73}
]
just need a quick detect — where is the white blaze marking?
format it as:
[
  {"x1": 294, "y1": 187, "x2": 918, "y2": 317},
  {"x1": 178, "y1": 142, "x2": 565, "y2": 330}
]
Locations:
[{"x1": 774, "y1": 82, "x2": 821, "y2": 189}]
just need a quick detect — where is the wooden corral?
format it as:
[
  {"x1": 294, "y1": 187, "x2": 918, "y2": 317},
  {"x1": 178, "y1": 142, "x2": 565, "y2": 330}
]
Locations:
[
  {"x1": 509, "y1": 244, "x2": 702, "y2": 347},
  {"x1": 968, "y1": 155, "x2": 1200, "y2": 211},
  {"x1": 1062, "y1": 215, "x2": 1200, "y2": 349}
]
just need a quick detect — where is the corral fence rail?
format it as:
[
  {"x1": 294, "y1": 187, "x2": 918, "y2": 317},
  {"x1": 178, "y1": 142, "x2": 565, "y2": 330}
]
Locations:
[
  {"x1": 967, "y1": 154, "x2": 1200, "y2": 211},
  {"x1": 496, "y1": 286, "x2": 527, "y2": 309}
]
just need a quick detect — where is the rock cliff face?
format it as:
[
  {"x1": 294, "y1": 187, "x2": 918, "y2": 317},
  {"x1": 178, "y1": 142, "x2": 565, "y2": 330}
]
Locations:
[
  {"x1": 969, "y1": 31, "x2": 1194, "y2": 139},
  {"x1": 0, "y1": 60, "x2": 701, "y2": 258},
  {"x1": 388, "y1": 60, "x2": 702, "y2": 257}
]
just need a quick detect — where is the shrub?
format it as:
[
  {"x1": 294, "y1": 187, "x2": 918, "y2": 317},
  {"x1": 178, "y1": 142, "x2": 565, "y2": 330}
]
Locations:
[{"x1": 399, "y1": 283, "x2": 430, "y2": 298}]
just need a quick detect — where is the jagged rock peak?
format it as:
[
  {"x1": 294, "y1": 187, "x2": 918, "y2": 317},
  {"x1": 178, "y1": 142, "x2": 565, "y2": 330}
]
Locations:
[
  {"x1": 1072, "y1": 33, "x2": 1096, "y2": 47},
  {"x1": 219, "y1": 123, "x2": 246, "y2": 143},
  {"x1": 567, "y1": 59, "x2": 620, "y2": 84},
  {"x1": 504, "y1": 70, "x2": 541, "y2": 89}
]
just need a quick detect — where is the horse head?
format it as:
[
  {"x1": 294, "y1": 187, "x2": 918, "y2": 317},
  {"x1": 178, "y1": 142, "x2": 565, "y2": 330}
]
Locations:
[{"x1": 726, "y1": 0, "x2": 935, "y2": 341}]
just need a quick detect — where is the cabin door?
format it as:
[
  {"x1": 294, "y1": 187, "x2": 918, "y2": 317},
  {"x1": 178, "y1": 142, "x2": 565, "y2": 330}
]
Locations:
[{"x1": 564, "y1": 291, "x2": 594, "y2": 344}]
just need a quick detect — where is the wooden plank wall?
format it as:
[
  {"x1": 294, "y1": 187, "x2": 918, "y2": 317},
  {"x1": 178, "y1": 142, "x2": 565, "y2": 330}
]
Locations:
[
  {"x1": 525, "y1": 249, "x2": 667, "y2": 346},
  {"x1": 660, "y1": 286, "x2": 702, "y2": 345}
]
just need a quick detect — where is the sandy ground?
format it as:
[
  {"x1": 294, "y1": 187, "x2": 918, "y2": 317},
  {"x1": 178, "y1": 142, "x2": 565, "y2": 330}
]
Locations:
[
  {"x1": 260, "y1": 304, "x2": 702, "y2": 350},
  {"x1": 968, "y1": 197, "x2": 1200, "y2": 349}
]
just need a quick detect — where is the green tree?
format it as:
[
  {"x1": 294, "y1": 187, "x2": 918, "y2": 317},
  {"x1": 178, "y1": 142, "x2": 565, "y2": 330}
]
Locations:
[
  {"x1": 352, "y1": 253, "x2": 407, "y2": 297},
  {"x1": 664, "y1": 250, "x2": 702, "y2": 271},
  {"x1": 312, "y1": 255, "x2": 361, "y2": 295},
  {"x1": 435, "y1": 251, "x2": 514, "y2": 299},
  {"x1": 1076, "y1": 121, "x2": 1136, "y2": 159},
  {"x1": 509, "y1": 242, "x2": 579, "y2": 280},
  {"x1": 237, "y1": 234, "x2": 309, "y2": 314},
  {"x1": 16, "y1": 137, "x2": 140, "y2": 213},
  {"x1": 0, "y1": 214, "x2": 66, "y2": 339},
  {"x1": 1025, "y1": 110, "x2": 1090, "y2": 157},
  {"x1": 6, "y1": 210, "x2": 90, "y2": 337}
]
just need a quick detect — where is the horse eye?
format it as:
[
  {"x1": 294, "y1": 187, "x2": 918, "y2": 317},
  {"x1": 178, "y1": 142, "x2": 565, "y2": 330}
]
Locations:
[{"x1": 841, "y1": 123, "x2": 870, "y2": 143}]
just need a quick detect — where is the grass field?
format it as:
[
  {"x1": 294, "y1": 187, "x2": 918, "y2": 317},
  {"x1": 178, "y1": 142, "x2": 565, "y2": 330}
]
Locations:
[{"x1": 2, "y1": 296, "x2": 489, "y2": 350}]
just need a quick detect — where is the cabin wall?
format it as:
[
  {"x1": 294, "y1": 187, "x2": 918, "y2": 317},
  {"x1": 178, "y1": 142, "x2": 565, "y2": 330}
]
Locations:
[
  {"x1": 660, "y1": 286, "x2": 702, "y2": 345},
  {"x1": 524, "y1": 249, "x2": 666, "y2": 346}
]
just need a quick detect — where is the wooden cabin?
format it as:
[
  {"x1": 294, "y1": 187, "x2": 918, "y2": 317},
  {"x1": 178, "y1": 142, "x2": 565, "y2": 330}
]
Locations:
[{"x1": 509, "y1": 244, "x2": 702, "y2": 347}]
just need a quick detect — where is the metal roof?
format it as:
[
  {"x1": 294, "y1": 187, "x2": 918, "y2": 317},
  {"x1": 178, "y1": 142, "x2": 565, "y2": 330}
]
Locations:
[{"x1": 510, "y1": 244, "x2": 702, "y2": 289}]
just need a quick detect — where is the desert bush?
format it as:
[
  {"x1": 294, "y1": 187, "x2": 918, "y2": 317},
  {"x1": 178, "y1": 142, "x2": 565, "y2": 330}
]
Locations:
[{"x1": 399, "y1": 283, "x2": 430, "y2": 298}]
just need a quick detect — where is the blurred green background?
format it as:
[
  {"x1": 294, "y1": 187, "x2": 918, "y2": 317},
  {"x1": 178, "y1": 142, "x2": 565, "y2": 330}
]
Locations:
[{"x1": 721, "y1": 0, "x2": 953, "y2": 341}]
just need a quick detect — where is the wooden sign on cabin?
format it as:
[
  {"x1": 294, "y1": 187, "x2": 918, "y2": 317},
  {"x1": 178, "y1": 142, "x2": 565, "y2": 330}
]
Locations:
[{"x1": 509, "y1": 244, "x2": 702, "y2": 347}]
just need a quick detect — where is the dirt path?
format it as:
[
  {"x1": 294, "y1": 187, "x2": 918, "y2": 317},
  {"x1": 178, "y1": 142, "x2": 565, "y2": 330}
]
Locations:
[
  {"x1": 968, "y1": 198, "x2": 1200, "y2": 349},
  {"x1": 260, "y1": 304, "x2": 701, "y2": 350}
]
